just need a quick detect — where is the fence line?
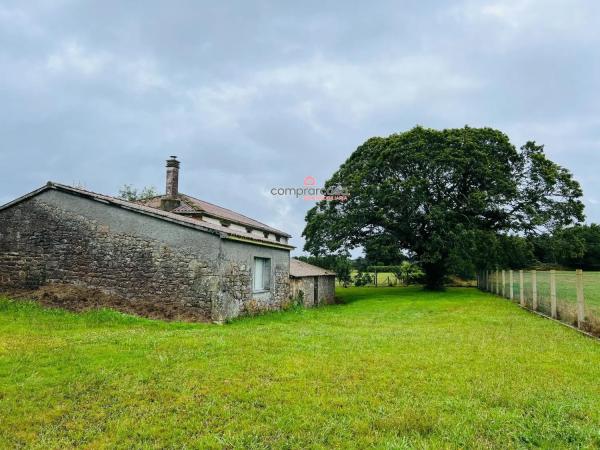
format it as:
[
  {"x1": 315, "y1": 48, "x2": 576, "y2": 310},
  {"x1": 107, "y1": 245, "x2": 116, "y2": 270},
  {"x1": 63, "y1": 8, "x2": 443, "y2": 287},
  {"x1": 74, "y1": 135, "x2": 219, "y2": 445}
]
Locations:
[
  {"x1": 478, "y1": 268, "x2": 599, "y2": 338},
  {"x1": 549, "y1": 270, "x2": 555, "y2": 318},
  {"x1": 576, "y1": 269, "x2": 585, "y2": 329}
]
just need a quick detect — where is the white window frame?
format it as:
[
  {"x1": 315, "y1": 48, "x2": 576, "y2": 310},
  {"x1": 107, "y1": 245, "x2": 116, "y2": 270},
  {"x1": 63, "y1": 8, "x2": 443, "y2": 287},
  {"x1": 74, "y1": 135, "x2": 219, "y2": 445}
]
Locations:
[{"x1": 253, "y1": 257, "x2": 271, "y2": 292}]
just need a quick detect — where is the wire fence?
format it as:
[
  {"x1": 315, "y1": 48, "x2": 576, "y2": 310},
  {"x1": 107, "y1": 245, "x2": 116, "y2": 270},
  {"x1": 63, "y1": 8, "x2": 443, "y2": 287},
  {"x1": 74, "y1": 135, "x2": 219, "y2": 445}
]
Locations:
[{"x1": 478, "y1": 269, "x2": 600, "y2": 338}]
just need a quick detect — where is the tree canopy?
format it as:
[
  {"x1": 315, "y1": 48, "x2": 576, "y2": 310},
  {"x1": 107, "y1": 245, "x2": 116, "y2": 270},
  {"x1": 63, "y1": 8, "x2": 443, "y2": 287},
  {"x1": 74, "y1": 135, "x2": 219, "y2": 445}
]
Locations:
[
  {"x1": 302, "y1": 126, "x2": 584, "y2": 289},
  {"x1": 532, "y1": 224, "x2": 600, "y2": 270},
  {"x1": 362, "y1": 234, "x2": 406, "y2": 266}
]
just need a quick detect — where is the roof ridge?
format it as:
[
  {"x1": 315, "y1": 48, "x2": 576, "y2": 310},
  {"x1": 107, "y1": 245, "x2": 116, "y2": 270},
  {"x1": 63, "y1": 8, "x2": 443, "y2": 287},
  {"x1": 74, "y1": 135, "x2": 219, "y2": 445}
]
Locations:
[{"x1": 51, "y1": 182, "x2": 139, "y2": 206}]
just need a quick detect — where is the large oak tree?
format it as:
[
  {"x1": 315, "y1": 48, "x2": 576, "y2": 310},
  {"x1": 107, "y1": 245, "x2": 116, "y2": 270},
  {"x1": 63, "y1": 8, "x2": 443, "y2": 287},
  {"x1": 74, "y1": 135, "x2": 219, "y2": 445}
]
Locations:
[{"x1": 302, "y1": 126, "x2": 584, "y2": 289}]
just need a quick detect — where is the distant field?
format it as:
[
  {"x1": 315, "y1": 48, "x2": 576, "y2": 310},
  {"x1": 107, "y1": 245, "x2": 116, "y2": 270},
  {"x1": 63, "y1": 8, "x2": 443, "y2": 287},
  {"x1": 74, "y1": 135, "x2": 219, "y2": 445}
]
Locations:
[
  {"x1": 1, "y1": 287, "x2": 600, "y2": 448},
  {"x1": 489, "y1": 270, "x2": 600, "y2": 312},
  {"x1": 342, "y1": 270, "x2": 410, "y2": 286},
  {"x1": 349, "y1": 270, "x2": 398, "y2": 286},
  {"x1": 342, "y1": 271, "x2": 476, "y2": 287}
]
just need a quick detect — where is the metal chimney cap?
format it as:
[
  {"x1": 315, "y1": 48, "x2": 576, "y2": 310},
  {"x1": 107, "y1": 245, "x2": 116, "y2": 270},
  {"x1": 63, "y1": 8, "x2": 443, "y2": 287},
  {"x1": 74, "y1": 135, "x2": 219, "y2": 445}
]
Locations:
[{"x1": 166, "y1": 156, "x2": 180, "y2": 168}]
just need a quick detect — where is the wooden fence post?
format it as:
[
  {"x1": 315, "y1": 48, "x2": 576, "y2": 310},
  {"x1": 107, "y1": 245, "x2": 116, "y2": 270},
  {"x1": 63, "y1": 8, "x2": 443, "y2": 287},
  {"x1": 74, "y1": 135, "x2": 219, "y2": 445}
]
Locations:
[
  {"x1": 576, "y1": 269, "x2": 585, "y2": 329},
  {"x1": 509, "y1": 270, "x2": 514, "y2": 300},
  {"x1": 495, "y1": 269, "x2": 500, "y2": 295},
  {"x1": 502, "y1": 270, "x2": 506, "y2": 297},
  {"x1": 519, "y1": 270, "x2": 525, "y2": 307},
  {"x1": 487, "y1": 270, "x2": 491, "y2": 291},
  {"x1": 550, "y1": 269, "x2": 557, "y2": 319},
  {"x1": 531, "y1": 270, "x2": 537, "y2": 311}
]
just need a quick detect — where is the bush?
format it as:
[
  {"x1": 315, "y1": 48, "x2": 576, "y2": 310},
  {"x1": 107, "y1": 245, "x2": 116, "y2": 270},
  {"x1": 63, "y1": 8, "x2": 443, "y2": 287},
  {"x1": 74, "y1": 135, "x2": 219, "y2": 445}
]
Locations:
[
  {"x1": 353, "y1": 271, "x2": 373, "y2": 287},
  {"x1": 392, "y1": 261, "x2": 424, "y2": 286}
]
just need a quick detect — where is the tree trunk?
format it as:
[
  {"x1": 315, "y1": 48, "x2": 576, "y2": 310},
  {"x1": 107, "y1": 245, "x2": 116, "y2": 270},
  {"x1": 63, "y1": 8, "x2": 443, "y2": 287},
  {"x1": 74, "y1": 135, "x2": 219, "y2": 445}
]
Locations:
[{"x1": 422, "y1": 261, "x2": 447, "y2": 290}]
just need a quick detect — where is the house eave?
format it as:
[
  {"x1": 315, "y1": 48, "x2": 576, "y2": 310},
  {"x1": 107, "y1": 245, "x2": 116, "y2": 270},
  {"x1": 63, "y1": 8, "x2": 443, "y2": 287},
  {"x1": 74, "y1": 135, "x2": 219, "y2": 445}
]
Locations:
[{"x1": 224, "y1": 235, "x2": 295, "y2": 250}]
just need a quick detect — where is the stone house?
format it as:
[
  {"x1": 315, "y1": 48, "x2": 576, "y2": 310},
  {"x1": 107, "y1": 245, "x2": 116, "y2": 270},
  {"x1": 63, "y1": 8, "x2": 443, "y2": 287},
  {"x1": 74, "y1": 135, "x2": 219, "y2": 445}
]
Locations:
[
  {"x1": 0, "y1": 157, "x2": 295, "y2": 321},
  {"x1": 289, "y1": 258, "x2": 336, "y2": 306}
]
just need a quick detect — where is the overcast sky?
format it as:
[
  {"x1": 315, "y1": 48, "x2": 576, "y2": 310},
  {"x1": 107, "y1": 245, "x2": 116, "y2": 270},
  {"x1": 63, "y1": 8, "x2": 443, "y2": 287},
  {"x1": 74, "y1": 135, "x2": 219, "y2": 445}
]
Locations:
[{"x1": 1, "y1": 0, "x2": 600, "y2": 254}]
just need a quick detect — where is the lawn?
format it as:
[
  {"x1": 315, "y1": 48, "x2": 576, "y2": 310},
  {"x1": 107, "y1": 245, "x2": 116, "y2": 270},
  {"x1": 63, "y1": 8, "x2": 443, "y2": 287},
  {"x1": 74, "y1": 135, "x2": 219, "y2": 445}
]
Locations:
[
  {"x1": 342, "y1": 270, "x2": 476, "y2": 287},
  {"x1": 1, "y1": 287, "x2": 599, "y2": 448},
  {"x1": 341, "y1": 270, "x2": 400, "y2": 286},
  {"x1": 490, "y1": 270, "x2": 600, "y2": 320}
]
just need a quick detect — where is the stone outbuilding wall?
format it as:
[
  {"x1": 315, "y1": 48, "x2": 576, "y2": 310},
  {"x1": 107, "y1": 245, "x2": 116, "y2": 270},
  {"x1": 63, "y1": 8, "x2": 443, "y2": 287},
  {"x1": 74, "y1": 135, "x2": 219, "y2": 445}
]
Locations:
[
  {"x1": 289, "y1": 259, "x2": 336, "y2": 307},
  {"x1": 290, "y1": 275, "x2": 336, "y2": 307},
  {"x1": 215, "y1": 239, "x2": 291, "y2": 320},
  {"x1": 0, "y1": 185, "x2": 291, "y2": 321}
]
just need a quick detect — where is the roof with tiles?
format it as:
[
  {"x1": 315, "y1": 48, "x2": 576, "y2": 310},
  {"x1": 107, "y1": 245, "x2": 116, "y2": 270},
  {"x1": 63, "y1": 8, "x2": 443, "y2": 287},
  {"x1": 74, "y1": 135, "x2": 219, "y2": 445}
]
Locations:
[
  {"x1": 139, "y1": 194, "x2": 290, "y2": 237},
  {"x1": 290, "y1": 259, "x2": 336, "y2": 277}
]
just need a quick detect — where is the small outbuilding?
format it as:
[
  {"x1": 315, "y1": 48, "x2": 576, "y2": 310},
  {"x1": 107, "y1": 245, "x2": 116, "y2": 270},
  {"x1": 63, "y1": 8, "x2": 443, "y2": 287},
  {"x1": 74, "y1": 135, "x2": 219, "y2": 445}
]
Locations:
[{"x1": 289, "y1": 259, "x2": 336, "y2": 307}]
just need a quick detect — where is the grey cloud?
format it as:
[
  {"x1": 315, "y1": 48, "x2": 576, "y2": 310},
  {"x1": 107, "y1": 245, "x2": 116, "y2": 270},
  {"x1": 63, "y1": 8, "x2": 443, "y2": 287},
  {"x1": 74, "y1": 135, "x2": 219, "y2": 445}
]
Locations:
[{"x1": 1, "y1": 0, "x2": 600, "y2": 253}]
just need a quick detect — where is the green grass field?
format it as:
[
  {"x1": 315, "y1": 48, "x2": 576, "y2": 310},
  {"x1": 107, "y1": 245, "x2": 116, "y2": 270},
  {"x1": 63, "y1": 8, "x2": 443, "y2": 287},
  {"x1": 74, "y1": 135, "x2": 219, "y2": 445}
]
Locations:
[
  {"x1": 1, "y1": 287, "x2": 600, "y2": 448},
  {"x1": 343, "y1": 270, "x2": 476, "y2": 287},
  {"x1": 341, "y1": 270, "x2": 399, "y2": 286},
  {"x1": 489, "y1": 270, "x2": 600, "y2": 318}
]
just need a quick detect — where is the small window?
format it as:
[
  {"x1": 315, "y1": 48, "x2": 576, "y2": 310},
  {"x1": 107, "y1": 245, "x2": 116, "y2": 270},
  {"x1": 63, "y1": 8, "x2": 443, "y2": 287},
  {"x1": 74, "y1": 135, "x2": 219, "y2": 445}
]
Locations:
[{"x1": 253, "y1": 257, "x2": 271, "y2": 292}]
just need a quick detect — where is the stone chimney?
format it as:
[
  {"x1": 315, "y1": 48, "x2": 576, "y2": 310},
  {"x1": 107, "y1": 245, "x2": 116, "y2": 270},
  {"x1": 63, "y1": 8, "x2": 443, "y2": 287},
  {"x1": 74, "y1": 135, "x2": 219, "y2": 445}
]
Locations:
[
  {"x1": 166, "y1": 156, "x2": 180, "y2": 197},
  {"x1": 160, "y1": 156, "x2": 181, "y2": 211}
]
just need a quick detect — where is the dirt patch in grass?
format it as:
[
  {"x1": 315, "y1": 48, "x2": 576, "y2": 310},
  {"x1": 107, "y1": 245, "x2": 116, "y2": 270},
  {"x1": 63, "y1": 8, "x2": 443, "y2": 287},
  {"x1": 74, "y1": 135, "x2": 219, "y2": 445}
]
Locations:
[{"x1": 3, "y1": 284, "x2": 210, "y2": 322}]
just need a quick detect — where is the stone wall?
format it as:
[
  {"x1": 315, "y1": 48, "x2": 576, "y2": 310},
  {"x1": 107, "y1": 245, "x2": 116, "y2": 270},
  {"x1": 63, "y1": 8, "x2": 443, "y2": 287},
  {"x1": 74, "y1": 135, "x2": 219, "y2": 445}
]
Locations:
[
  {"x1": 290, "y1": 275, "x2": 336, "y2": 307},
  {"x1": 214, "y1": 239, "x2": 290, "y2": 320},
  {"x1": 0, "y1": 189, "x2": 293, "y2": 321},
  {"x1": 290, "y1": 277, "x2": 315, "y2": 307},
  {"x1": 318, "y1": 275, "x2": 336, "y2": 304},
  {"x1": 0, "y1": 192, "x2": 223, "y2": 318}
]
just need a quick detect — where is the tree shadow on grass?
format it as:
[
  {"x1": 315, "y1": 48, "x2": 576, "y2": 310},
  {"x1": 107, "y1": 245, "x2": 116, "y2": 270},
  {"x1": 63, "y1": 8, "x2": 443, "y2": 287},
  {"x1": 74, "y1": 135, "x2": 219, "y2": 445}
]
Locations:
[{"x1": 335, "y1": 286, "x2": 481, "y2": 305}]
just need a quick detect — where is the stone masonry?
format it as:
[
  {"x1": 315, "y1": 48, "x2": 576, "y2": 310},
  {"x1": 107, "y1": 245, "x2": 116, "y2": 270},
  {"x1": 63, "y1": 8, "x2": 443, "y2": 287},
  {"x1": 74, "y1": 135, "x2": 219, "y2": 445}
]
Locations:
[
  {"x1": 0, "y1": 187, "x2": 291, "y2": 321},
  {"x1": 0, "y1": 198, "x2": 218, "y2": 317}
]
